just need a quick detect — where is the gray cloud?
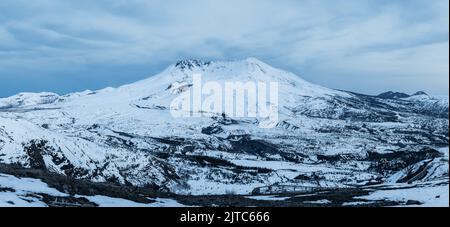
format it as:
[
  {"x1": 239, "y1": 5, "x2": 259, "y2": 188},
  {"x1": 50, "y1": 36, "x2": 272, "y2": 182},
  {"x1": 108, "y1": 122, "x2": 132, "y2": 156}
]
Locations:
[{"x1": 0, "y1": 0, "x2": 448, "y2": 97}]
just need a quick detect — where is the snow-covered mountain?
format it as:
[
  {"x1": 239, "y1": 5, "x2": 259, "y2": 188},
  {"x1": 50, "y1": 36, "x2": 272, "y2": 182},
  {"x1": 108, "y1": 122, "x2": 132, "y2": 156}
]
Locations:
[{"x1": 0, "y1": 58, "x2": 448, "y2": 206}]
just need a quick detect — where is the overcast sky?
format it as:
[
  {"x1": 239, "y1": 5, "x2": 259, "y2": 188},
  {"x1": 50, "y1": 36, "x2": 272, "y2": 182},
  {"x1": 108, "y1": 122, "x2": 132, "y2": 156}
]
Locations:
[{"x1": 0, "y1": 0, "x2": 448, "y2": 97}]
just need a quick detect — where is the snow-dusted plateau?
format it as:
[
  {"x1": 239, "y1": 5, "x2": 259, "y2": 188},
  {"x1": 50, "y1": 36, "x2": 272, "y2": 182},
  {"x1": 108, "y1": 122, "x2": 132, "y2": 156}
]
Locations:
[{"x1": 0, "y1": 58, "x2": 448, "y2": 207}]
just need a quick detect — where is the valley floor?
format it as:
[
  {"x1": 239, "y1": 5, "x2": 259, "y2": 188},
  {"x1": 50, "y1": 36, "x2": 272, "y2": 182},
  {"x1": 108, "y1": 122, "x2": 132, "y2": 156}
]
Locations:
[{"x1": 1, "y1": 164, "x2": 447, "y2": 207}]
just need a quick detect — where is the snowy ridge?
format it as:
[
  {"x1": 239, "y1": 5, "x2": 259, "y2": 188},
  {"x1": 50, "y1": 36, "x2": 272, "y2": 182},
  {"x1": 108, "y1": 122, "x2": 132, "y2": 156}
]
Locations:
[{"x1": 0, "y1": 92, "x2": 60, "y2": 109}]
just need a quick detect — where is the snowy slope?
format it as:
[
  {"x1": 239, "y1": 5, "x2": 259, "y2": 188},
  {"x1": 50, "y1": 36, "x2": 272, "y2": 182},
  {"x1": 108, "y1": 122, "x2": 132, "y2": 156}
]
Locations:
[{"x1": 0, "y1": 173, "x2": 184, "y2": 207}]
